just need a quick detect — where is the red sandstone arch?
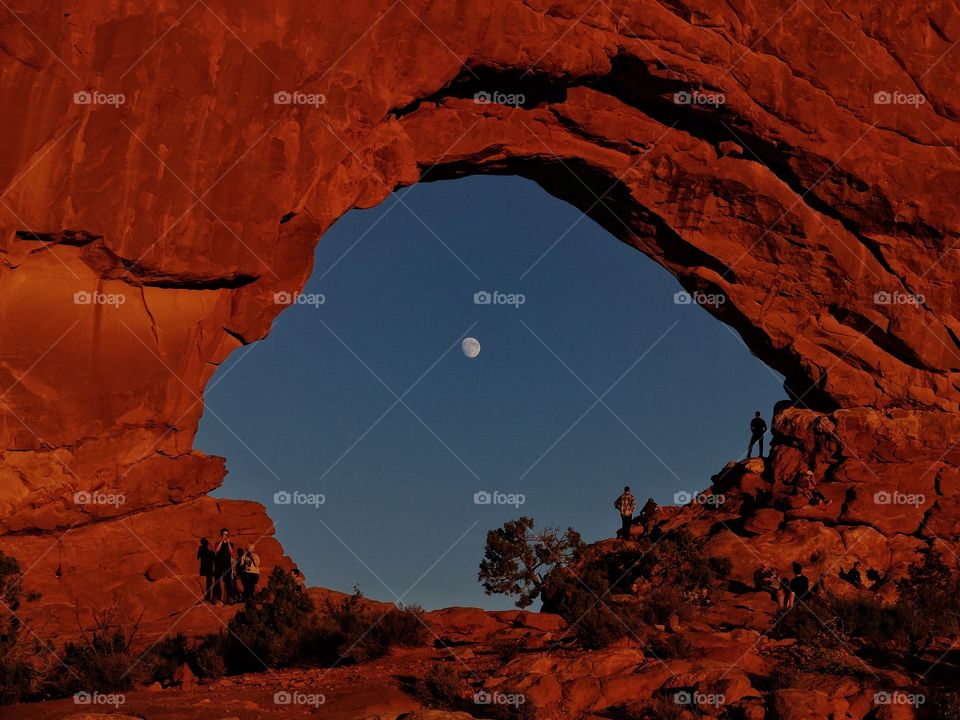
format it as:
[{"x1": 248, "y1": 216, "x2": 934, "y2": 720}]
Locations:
[{"x1": 1, "y1": 0, "x2": 959, "y2": 638}]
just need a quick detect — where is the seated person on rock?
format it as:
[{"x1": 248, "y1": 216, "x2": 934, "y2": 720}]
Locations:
[
  {"x1": 797, "y1": 470, "x2": 830, "y2": 506},
  {"x1": 754, "y1": 562, "x2": 789, "y2": 610},
  {"x1": 865, "y1": 567, "x2": 889, "y2": 591},
  {"x1": 638, "y1": 497, "x2": 659, "y2": 537},
  {"x1": 683, "y1": 585, "x2": 711, "y2": 606},
  {"x1": 841, "y1": 560, "x2": 864, "y2": 588}
]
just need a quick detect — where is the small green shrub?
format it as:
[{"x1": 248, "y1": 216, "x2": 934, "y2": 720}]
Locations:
[
  {"x1": 614, "y1": 698, "x2": 685, "y2": 720},
  {"x1": 225, "y1": 566, "x2": 319, "y2": 673},
  {"x1": 415, "y1": 662, "x2": 465, "y2": 708},
  {"x1": 923, "y1": 691, "x2": 960, "y2": 720},
  {"x1": 641, "y1": 585, "x2": 687, "y2": 626},
  {"x1": 574, "y1": 604, "x2": 633, "y2": 649},
  {"x1": 647, "y1": 633, "x2": 691, "y2": 660},
  {"x1": 537, "y1": 528, "x2": 728, "y2": 650},
  {"x1": 144, "y1": 633, "x2": 189, "y2": 684},
  {"x1": 0, "y1": 551, "x2": 33, "y2": 705},
  {"x1": 0, "y1": 552, "x2": 21, "y2": 609},
  {"x1": 55, "y1": 607, "x2": 145, "y2": 695},
  {"x1": 319, "y1": 588, "x2": 428, "y2": 663},
  {"x1": 492, "y1": 637, "x2": 524, "y2": 663},
  {"x1": 767, "y1": 661, "x2": 801, "y2": 690},
  {"x1": 194, "y1": 635, "x2": 227, "y2": 679},
  {"x1": 373, "y1": 604, "x2": 428, "y2": 649},
  {"x1": 894, "y1": 551, "x2": 960, "y2": 651},
  {"x1": 563, "y1": 581, "x2": 645, "y2": 650},
  {"x1": 775, "y1": 597, "x2": 846, "y2": 649},
  {"x1": 0, "y1": 627, "x2": 34, "y2": 705}
]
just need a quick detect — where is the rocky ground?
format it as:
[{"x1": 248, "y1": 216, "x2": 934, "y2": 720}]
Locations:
[
  {"x1": 7, "y1": 456, "x2": 956, "y2": 720},
  {"x1": 3, "y1": 590, "x2": 939, "y2": 720}
]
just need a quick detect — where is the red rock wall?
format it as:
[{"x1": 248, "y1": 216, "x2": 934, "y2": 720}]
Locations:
[{"x1": 1, "y1": 0, "x2": 959, "y2": 637}]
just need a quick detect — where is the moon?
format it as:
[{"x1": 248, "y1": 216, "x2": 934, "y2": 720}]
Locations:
[{"x1": 461, "y1": 337, "x2": 481, "y2": 358}]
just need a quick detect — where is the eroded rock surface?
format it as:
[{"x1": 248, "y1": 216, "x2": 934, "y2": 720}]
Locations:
[{"x1": 1, "y1": 0, "x2": 959, "y2": 649}]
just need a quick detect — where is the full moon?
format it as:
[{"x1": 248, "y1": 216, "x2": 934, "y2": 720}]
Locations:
[{"x1": 461, "y1": 337, "x2": 481, "y2": 358}]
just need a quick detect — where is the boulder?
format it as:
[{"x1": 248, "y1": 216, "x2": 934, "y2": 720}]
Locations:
[
  {"x1": 173, "y1": 662, "x2": 197, "y2": 688},
  {"x1": 744, "y1": 508, "x2": 784, "y2": 535},
  {"x1": 772, "y1": 689, "x2": 832, "y2": 720}
]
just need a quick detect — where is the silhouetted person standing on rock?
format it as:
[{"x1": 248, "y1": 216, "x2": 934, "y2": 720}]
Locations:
[
  {"x1": 788, "y1": 561, "x2": 810, "y2": 607},
  {"x1": 747, "y1": 411, "x2": 767, "y2": 458},
  {"x1": 614, "y1": 486, "x2": 636, "y2": 540},
  {"x1": 197, "y1": 538, "x2": 215, "y2": 603},
  {"x1": 214, "y1": 527, "x2": 235, "y2": 606}
]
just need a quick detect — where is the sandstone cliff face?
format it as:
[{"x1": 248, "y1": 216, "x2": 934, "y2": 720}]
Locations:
[{"x1": 1, "y1": 0, "x2": 959, "y2": 637}]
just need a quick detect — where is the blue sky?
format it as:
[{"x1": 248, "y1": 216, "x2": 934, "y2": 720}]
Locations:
[{"x1": 198, "y1": 175, "x2": 786, "y2": 610}]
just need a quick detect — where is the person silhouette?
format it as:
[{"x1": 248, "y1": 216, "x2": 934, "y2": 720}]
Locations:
[
  {"x1": 213, "y1": 528, "x2": 236, "y2": 606},
  {"x1": 613, "y1": 486, "x2": 636, "y2": 540},
  {"x1": 747, "y1": 411, "x2": 767, "y2": 458},
  {"x1": 787, "y1": 561, "x2": 810, "y2": 607},
  {"x1": 638, "y1": 497, "x2": 659, "y2": 537},
  {"x1": 196, "y1": 538, "x2": 215, "y2": 603}
]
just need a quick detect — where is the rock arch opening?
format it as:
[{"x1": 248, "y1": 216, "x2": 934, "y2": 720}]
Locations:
[{"x1": 197, "y1": 175, "x2": 787, "y2": 609}]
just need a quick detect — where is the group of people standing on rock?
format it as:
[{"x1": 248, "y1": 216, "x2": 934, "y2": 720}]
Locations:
[
  {"x1": 197, "y1": 528, "x2": 260, "y2": 606},
  {"x1": 608, "y1": 408, "x2": 888, "y2": 615},
  {"x1": 611, "y1": 411, "x2": 772, "y2": 540},
  {"x1": 613, "y1": 487, "x2": 659, "y2": 540},
  {"x1": 748, "y1": 411, "x2": 833, "y2": 507}
]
